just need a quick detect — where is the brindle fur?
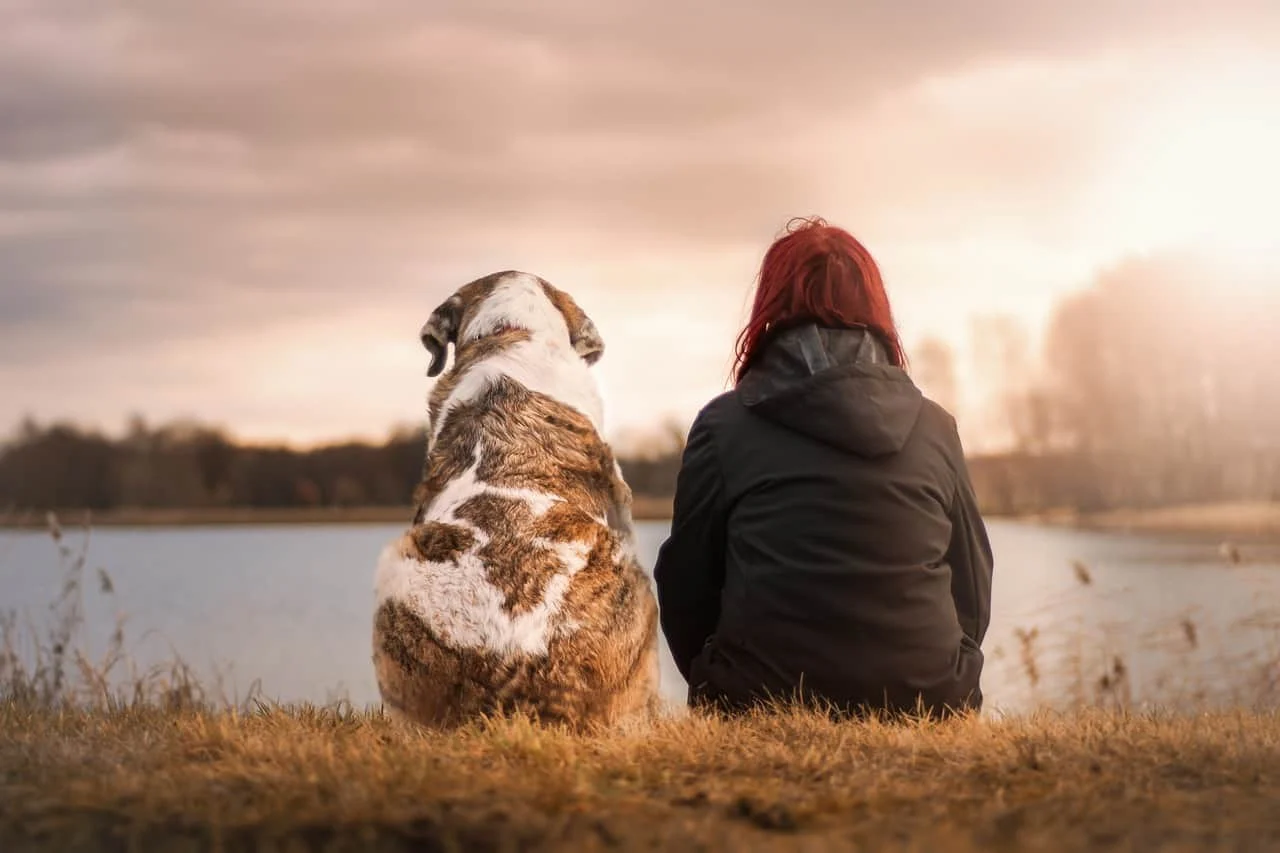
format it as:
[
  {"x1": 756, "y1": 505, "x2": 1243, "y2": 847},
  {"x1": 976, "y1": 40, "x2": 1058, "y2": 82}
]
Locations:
[{"x1": 375, "y1": 274, "x2": 659, "y2": 732}]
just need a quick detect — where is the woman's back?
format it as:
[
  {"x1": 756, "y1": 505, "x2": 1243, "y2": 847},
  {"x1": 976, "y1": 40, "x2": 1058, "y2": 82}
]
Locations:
[{"x1": 652, "y1": 218, "x2": 993, "y2": 718}]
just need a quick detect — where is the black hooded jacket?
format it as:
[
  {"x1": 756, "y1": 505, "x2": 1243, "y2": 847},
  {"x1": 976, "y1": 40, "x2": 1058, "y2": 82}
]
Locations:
[{"x1": 652, "y1": 323, "x2": 994, "y2": 716}]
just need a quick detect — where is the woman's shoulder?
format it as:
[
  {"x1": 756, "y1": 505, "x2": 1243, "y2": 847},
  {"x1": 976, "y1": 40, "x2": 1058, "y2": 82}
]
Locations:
[
  {"x1": 916, "y1": 395, "x2": 960, "y2": 435},
  {"x1": 701, "y1": 389, "x2": 741, "y2": 416},
  {"x1": 689, "y1": 389, "x2": 747, "y2": 433},
  {"x1": 913, "y1": 396, "x2": 970, "y2": 469}
]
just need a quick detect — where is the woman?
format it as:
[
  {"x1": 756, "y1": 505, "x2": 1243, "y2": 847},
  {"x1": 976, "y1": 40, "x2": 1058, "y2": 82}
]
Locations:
[{"x1": 652, "y1": 217, "x2": 993, "y2": 718}]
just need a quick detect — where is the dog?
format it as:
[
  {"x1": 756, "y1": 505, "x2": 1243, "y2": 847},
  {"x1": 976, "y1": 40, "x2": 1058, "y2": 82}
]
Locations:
[{"x1": 372, "y1": 270, "x2": 660, "y2": 731}]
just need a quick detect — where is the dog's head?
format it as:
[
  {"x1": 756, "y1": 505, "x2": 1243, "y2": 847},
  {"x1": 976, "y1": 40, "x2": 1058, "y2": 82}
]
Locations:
[{"x1": 420, "y1": 271, "x2": 604, "y2": 378}]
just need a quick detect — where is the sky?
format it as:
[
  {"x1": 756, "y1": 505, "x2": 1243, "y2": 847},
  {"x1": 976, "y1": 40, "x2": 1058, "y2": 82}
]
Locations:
[{"x1": 2, "y1": 0, "x2": 1279, "y2": 452}]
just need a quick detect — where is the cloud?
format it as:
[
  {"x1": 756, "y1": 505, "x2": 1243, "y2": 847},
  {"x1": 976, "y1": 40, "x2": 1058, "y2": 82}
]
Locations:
[{"x1": 2, "y1": 0, "x2": 1278, "y2": 441}]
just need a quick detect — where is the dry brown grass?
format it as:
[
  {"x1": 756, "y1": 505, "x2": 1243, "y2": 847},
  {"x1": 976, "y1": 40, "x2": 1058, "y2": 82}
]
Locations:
[{"x1": 3, "y1": 701, "x2": 1279, "y2": 852}]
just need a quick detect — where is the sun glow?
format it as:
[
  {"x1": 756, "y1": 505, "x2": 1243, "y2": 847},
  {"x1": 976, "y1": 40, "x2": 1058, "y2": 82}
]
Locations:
[{"x1": 1087, "y1": 56, "x2": 1280, "y2": 280}]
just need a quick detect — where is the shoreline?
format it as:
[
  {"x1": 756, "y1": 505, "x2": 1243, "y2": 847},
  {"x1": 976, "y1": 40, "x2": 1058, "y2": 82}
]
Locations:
[
  {"x1": 1, "y1": 499, "x2": 1277, "y2": 539},
  {"x1": 0, "y1": 496, "x2": 677, "y2": 530},
  {"x1": 1018, "y1": 501, "x2": 1280, "y2": 540}
]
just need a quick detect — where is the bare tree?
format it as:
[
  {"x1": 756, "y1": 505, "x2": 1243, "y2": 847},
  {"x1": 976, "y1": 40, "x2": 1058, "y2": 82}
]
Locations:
[
  {"x1": 911, "y1": 337, "x2": 960, "y2": 417},
  {"x1": 969, "y1": 314, "x2": 1052, "y2": 453},
  {"x1": 1041, "y1": 252, "x2": 1280, "y2": 507}
]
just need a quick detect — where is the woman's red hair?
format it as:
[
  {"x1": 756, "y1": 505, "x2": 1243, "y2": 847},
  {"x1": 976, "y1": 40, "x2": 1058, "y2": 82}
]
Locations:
[{"x1": 733, "y1": 216, "x2": 906, "y2": 384}]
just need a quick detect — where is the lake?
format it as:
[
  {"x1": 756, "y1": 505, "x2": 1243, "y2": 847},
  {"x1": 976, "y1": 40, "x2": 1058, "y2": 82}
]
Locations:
[{"x1": 1, "y1": 520, "x2": 1278, "y2": 715}]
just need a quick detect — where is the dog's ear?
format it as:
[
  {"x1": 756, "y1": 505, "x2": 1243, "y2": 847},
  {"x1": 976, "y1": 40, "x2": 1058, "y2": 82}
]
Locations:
[
  {"x1": 540, "y1": 281, "x2": 605, "y2": 365},
  {"x1": 571, "y1": 315, "x2": 605, "y2": 365},
  {"x1": 420, "y1": 294, "x2": 463, "y2": 378}
]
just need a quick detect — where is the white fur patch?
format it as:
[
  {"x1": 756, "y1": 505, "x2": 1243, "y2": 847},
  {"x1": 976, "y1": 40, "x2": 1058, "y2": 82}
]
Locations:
[
  {"x1": 460, "y1": 272, "x2": 559, "y2": 344},
  {"x1": 430, "y1": 274, "x2": 605, "y2": 446},
  {"x1": 374, "y1": 447, "x2": 595, "y2": 657}
]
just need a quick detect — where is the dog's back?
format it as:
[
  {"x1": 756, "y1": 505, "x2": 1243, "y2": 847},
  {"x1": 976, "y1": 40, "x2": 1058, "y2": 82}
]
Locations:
[{"x1": 373, "y1": 272, "x2": 659, "y2": 730}]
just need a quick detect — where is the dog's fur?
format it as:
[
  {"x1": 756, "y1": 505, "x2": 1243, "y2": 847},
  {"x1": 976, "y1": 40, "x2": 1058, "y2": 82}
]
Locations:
[{"x1": 372, "y1": 271, "x2": 660, "y2": 731}]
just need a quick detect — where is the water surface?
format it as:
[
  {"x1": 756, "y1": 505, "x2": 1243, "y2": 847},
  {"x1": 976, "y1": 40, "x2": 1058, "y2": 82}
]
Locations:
[{"x1": 1, "y1": 520, "x2": 1276, "y2": 713}]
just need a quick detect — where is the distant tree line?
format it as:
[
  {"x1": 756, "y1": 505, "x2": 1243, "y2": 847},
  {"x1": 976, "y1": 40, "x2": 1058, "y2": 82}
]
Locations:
[
  {"x1": 4, "y1": 252, "x2": 1276, "y2": 517},
  {"x1": 0, "y1": 416, "x2": 687, "y2": 514}
]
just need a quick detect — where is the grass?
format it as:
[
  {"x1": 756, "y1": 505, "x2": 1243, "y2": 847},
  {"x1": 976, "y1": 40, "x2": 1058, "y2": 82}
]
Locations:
[
  {"x1": 3, "y1": 514, "x2": 1280, "y2": 851},
  {"x1": 4, "y1": 701, "x2": 1280, "y2": 852}
]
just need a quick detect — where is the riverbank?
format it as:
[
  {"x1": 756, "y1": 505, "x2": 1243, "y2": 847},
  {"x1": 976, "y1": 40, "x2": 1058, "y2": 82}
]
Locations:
[
  {"x1": 1025, "y1": 501, "x2": 1280, "y2": 540},
  {"x1": 0, "y1": 496, "x2": 676, "y2": 529},
  {"x1": 3, "y1": 500, "x2": 1277, "y2": 540},
  {"x1": 2, "y1": 702, "x2": 1277, "y2": 852}
]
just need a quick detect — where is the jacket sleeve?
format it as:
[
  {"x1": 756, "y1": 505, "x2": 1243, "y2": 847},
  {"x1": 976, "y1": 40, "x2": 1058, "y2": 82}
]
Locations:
[
  {"x1": 946, "y1": 437, "x2": 994, "y2": 647},
  {"x1": 652, "y1": 409, "x2": 729, "y2": 682}
]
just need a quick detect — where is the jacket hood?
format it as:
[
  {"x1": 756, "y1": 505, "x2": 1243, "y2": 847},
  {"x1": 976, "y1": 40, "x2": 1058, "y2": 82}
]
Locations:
[{"x1": 736, "y1": 323, "x2": 923, "y2": 457}]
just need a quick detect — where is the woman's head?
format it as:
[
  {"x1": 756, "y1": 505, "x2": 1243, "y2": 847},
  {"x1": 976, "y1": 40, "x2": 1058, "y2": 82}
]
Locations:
[{"x1": 733, "y1": 216, "x2": 906, "y2": 384}]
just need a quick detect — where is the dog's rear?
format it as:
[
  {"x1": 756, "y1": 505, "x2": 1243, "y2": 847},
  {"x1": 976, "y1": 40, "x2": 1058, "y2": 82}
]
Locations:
[{"x1": 373, "y1": 271, "x2": 659, "y2": 731}]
